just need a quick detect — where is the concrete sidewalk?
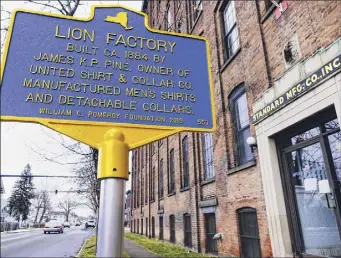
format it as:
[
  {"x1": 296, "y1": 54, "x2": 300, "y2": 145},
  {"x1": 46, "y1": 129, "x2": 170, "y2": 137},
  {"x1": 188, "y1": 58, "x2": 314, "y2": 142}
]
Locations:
[
  {"x1": 124, "y1": 238, "x2": 157, "y2": 258},
  {"x1": 1, "y1": 228, "x2": 42, "y2": 234}
]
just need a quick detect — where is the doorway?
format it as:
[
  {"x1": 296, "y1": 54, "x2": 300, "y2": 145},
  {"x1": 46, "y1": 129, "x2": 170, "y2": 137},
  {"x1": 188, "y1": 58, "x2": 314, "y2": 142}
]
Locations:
[
  {"x1": 238, "y1": 208, "x2": 262, "y2": 258},
  {"x1": 205, "y1": 213, "x2": 217, "y2": 254},
  {"x1": 278, "y1": 107, "x2": 341, "y2": 257}
]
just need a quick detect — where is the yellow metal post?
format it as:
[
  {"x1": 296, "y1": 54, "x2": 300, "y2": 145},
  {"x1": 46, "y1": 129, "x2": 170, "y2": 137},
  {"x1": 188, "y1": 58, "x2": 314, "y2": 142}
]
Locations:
[{"x1": 96, "y1": 129, "x2": 129, "y2": 257}]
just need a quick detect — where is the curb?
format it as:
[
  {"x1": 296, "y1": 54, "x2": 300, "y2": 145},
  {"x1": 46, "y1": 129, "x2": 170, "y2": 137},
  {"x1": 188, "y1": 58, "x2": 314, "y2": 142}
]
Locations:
[{"x1": 76, "y1": 235, "x2": 94, "y2": 257}]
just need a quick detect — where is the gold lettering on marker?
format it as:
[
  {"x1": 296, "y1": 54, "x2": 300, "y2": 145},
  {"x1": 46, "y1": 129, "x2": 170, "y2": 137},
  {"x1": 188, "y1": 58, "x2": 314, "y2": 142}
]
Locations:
[{"x1": 55, "y1": 26, "x2": 95, "y2": 42}]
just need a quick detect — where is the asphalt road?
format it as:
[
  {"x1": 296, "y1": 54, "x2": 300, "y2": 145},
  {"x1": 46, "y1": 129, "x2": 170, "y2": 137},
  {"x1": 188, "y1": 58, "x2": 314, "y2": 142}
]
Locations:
[{"x1": 1, "y1": 226, "x2": 94, "y2": 257}]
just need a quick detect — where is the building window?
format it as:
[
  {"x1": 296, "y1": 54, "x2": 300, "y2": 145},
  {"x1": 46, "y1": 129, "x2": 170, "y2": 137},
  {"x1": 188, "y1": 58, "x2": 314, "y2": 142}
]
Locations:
[
  {"x1": 151, "y1": 166, "x2": 155, "y2": 201},
  {"x1": 184, "y1": 214, "x2": 192, "y2": 247},
  {"x1": 134, "y1": 150, "x2": 137, "y2": 172},
  {"x1": 169, "y1": 149, "x2": 175, "y2": 194},
  {"x1": 222, "y1": 1, "x2": 240, "y2": 61},
  {"x1": 177, "y1": 21, "x2": 182, "y2": 33},
  {"x1": 167, "y1": 4, "x2": 172, "y2": 31},
  {"x1": 159, "y1": 159, "x2": 164, "y2": 199},
  {"x1": 205, "y1": 213, "x2": 217, "y2": 254},
  {"x1": 152, "y1": 217, "x2": 155, "y2": 238},
  {"x1": 137, "y1": 219, "x2": 139, "y2": 234},
  {"x1": 152, "y1": 142, "x2": 155, "y2": 155},
  {"x1": 141, "y1": 218, "x2": 143, "y2": 235},
  {"x1": 145, "y1": 170, "x2": 148, "y2": 204},
  {"x1": 159, "y1": 216, "x2": 164, "y2": 240},
  {"x1": 192, "y1": 0, "x2": 203, "y2": 22},
  {"x1": 137, "y1": 176, "x2": 140, "y2": 207},
  {"x1": 182, "y1": 136, "x2": 189, "y2": 188},
  {"x1": 136, "y1": 150, "x2": 139, "y2": 171},
  {"x1": 230, "y1": 85, "x2": 253, "y2": 166},
  {"x1": 170, "y1": 215, "x2": 176, "y2": 243},
  {"x1": 141, "y1": 172, "x2": 144, "y2": 207},
  {"x1": 202, "y1": 133, "x2": 215, "y2": 180},
  {"x1": 264, "y1": 0, "x2": 282, "y2": 11}
]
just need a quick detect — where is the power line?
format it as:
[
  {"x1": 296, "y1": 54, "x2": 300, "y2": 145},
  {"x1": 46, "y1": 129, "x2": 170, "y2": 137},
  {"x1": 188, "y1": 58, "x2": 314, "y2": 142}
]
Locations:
[{"x1": 0, "y1": 175, "x2": 80, "y2": 178}]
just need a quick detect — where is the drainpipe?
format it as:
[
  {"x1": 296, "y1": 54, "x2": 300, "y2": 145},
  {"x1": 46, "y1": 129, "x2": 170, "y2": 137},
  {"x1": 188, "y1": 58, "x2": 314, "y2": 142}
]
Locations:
[{"x1": 192, "y1": 132, "x2": 201, "y2": 253}]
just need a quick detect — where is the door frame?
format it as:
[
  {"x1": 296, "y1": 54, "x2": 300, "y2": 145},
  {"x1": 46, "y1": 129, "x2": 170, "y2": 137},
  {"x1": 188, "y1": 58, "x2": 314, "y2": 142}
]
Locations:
[{"x1": 276, "y1": 107, "x2": 341, "y2": 257}]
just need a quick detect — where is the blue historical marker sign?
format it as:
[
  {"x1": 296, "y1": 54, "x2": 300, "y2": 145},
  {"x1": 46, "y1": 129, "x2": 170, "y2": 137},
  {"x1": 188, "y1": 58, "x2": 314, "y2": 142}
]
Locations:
[{"x1": 0, "y1": 5, "x2": 216, "y2": 132}]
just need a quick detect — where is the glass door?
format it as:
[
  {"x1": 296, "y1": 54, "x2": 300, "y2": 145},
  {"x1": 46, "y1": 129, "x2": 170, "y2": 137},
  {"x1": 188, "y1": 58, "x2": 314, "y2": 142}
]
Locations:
[{"x1": 279, "y1": 108, "x2": 341, "y2": 257}]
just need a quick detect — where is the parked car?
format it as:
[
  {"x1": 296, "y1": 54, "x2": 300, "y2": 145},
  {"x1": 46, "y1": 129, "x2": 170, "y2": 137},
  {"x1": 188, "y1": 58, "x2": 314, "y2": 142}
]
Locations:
[
  {"x1": 75, "y1": 222, "x2": 80, "y2": 226},
  {"x1": 43, "y1": 220, "x2": 64, "y2": 234},
  {"x1": 63, "y1": 222, "x2": 70, "y2": 228},
  {"x1": 85, "y1": 220, "x2": 96, "y2": 228}
]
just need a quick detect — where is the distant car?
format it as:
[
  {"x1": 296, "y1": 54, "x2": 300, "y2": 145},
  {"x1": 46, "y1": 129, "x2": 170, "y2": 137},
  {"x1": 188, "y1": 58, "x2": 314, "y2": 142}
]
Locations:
[
  {"x1": 44, "y1": 220, "x2": 64, "y2": 234},
  {"x1": 75, "y1": 222, "x2": 80, "y2": 226},
  {"x1": 63, "y1": 222, "x2": 70, "y2": 228},
  {"x1": 85, "y1": 220, "x2": 96, "y2": 228}
]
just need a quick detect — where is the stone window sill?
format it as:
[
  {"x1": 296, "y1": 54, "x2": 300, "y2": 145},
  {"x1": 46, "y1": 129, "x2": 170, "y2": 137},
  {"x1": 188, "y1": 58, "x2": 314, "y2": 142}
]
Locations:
[
  {"x1": 220, "y1": 48, "x2": 241, "y2": 73},
  {"x1": 227, "y1": 160, "x2": 256, "y2": 175},
  {"x1": 201, "y1": 177, "x2": 215, "y2": 186},
  {"x1": 167, "y1": 192, "x2": 176, "y2": 197},
  {"x1": 180, "y1": 186, "x2": 190, "y2": 192}
]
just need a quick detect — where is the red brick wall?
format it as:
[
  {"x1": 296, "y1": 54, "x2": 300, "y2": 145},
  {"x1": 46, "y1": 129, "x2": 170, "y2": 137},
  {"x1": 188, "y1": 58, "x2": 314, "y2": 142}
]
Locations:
[
  {"x1": 261, "y1": 1, "x2": 341, "y2": 81},
  {"x1": 131, "y1": 0, "x2": 340, "y2": 257}
]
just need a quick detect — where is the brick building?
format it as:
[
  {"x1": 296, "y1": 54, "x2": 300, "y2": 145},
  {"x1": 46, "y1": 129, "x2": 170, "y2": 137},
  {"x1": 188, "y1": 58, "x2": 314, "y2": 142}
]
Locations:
[{"x1": 130, "y1": 1, "x2": 341, "y2": 257}]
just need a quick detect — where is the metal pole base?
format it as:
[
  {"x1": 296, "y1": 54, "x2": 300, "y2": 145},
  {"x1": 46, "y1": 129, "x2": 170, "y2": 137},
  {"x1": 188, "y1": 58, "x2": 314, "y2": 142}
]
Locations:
[{"x1": 96, "y1": 178, "x2": 126, "y2": 257}]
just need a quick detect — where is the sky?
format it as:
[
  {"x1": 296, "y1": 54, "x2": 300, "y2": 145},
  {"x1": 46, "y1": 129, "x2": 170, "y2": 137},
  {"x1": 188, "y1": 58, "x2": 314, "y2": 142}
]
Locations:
[{"x1": 1, "y1": 0, "x2": 141, "y2": 218}]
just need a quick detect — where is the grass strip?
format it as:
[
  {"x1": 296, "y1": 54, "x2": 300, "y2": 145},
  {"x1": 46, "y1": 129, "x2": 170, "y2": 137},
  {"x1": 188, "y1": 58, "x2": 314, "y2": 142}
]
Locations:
[
  {"x1": 78, "y1": 235, "x2": 129, "y2": 258},
  {"x1": 125, "y1": 233, "x2": 215, "y2": 257}
]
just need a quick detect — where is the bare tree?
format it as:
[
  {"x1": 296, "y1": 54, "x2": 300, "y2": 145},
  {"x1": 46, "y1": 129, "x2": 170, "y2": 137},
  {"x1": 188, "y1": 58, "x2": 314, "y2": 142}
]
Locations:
[
  {"x1": 26, "y1": 0, "x2": 80, "y2": 16},
  {"x1": 58, "y1": 199, "x2": 81, "y2": 222},
  {"x1": 74, "y1": 148, "x2": 100, "y2": 214},
  {"x1": 1, "y1": 0, "x2": 100, "y2": 215},
  {"x1": 38, "y1": 190, "x2": 52, "y2": 223},
  {"x1": 32, "y1": 191, "x2": 44, "y2": 223}
]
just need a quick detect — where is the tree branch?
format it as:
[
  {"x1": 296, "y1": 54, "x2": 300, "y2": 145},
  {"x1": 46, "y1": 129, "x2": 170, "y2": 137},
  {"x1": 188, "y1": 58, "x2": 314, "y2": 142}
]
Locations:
[{"x1": 26, "y1": 0, "x2": 67, "y2": 15}]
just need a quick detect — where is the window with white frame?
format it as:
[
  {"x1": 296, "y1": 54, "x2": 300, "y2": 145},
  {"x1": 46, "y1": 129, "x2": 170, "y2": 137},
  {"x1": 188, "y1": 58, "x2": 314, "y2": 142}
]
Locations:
[
  {"x1": 202, "y1": 133, "x2": 214, "y2": 180},
  {"x1": 222, "y1": 1, "x2": 240, "y2": 61}
]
